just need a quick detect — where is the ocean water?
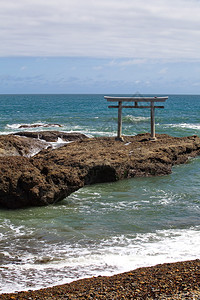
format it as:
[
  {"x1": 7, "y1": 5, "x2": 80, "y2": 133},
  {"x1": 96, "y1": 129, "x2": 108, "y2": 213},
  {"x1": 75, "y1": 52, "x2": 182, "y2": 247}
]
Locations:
[{"x1": 0, "y1": 94, "x2": 199, "y2": 293}]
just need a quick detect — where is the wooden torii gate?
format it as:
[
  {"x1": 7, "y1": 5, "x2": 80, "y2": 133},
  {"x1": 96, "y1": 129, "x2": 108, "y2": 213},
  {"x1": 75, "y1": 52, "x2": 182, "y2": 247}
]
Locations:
[{"x1": 104, "y1": 96, "x2": 168, "y2": 141}]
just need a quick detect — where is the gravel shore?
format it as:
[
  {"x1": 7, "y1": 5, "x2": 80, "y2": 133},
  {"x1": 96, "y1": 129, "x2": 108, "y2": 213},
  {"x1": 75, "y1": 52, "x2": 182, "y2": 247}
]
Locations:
[{"x1": 1, "y1": 260, "x2": 200, "y2": 299}]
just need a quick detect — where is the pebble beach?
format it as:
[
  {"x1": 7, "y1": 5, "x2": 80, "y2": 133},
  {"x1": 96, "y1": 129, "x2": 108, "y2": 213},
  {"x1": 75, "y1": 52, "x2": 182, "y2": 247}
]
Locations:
[{"x1": 1, "y1": 260, "x2": 200, "y2": 299}]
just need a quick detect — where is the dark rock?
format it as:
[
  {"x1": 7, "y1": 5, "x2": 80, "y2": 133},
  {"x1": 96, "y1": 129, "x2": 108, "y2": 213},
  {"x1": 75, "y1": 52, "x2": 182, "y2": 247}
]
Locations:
[
  {"x1": 14, "y1": 131, "x2": 88, "y2": 142},
  {"x1": 0, "y1": 133, "x2": 199, "y2": 209},
  {"x1": 0, "y1": 156, "x2": 83, "y2": 209}
]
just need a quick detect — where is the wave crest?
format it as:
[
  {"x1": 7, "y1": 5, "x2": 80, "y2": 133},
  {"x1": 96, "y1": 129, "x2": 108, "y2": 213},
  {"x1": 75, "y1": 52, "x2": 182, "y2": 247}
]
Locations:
[
  {"x1": 6, "y1": 123, "x2": 62, "y2": 129},
  {"x1": 166, "y1": 123, "x2": 200, "y2": 130},
  {"x1": 122, "y1": 115, "x2": 150, "y2": 124}
]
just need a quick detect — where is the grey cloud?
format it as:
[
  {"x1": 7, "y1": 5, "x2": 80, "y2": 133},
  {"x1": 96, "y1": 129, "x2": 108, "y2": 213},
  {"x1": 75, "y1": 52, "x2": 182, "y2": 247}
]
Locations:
[{"x1": 0, "y1": 0, "x2": 200, "y2": 59}]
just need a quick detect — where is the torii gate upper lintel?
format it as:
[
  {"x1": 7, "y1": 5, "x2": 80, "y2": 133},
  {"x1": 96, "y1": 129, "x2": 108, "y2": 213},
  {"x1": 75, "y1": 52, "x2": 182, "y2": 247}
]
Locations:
[{"x1": 104, "y1": 96, "x2": 168, "y2": 141}]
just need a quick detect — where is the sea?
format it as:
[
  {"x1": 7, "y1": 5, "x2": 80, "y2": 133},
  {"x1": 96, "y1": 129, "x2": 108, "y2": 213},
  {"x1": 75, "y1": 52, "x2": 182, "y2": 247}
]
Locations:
[{"x1": 0, "y1": 94, "x2": 199, "y2": 294}]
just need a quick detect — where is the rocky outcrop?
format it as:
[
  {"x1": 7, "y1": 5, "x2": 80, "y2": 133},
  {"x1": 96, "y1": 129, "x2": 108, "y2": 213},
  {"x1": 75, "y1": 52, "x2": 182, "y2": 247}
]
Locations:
[
  {"x1": 0, "y1": 135, "x2": 49, "y2": 157},
  {"x1": 0, "y1": 133, "x2": 199, "y2": 209},
  {"x1": 14, "y1": 131, "x2": 88, "y2": 142}
]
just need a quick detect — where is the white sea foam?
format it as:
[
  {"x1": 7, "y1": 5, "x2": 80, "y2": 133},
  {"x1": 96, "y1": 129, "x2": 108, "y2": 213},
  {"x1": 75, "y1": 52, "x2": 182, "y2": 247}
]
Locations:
[
  {"x1": 82, "y1": 130, "x2": 116, "y2": 137},
  {"x1": 6, "y1": 123, "x2": 23, "y2": 129},
  {"x1": 50, "y1": 138, "x2": 73, "y2": 149},
  {"x1": 1, "y1": 226, "x2": 200, "y2": 293},
  {"x1": 27, "y1": 146, "x2": 49, "y2": 157},
  {"x1": 6, "y1": 122, "x2": 45, "y2": 129},
  {"x1": 6, "y1": 122, "x2": 62, "y2": 130},
  {"x1": 123, "y1": 115, "x2": 150, "y2": 123},
  {"x1": 149, "y1": 189, "x2": 178, "y2": 206},
  {"x1": 5, "y1": 123, "x2": 116, "y2": 138},
  {"x1": 165, "y1": 123, "x2": 200, "y2": 130}
]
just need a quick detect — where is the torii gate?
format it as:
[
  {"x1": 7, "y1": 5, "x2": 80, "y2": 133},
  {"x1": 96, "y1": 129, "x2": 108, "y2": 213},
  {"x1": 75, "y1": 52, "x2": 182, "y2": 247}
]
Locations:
[{"x1": 104, "y1": 96, "x2": 168, "y2": 141}]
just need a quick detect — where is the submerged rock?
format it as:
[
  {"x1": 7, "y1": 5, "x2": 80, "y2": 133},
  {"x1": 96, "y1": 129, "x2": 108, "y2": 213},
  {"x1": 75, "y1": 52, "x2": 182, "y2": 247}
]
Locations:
[{"x1": 0, "y1": 133, "x2": 199, "y2": 209}]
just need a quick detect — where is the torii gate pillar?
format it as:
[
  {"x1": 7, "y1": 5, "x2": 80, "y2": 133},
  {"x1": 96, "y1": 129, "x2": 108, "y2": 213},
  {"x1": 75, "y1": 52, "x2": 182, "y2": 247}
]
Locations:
[
  {"x1": 117, "y1": 101, "x2": 124, "y2": 141},
  {"x1": 150, "y1": 101, "x2": 155, "y2": 140}
]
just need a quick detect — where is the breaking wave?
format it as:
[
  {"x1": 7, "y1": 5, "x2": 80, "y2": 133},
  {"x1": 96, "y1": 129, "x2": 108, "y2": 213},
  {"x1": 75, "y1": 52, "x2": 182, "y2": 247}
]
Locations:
[
  {"x1": 165, "y1": 123, "x2": 200, "y2": 130},
  {"x1": 0, "y1": 224, "x2": 199, "y2": 293},
  {"x1": 123, "y1": 115, "x2": 150, "y2": 124},
  {"x1": 6, "y1": 123, "x2": 62, "y2": 130}
]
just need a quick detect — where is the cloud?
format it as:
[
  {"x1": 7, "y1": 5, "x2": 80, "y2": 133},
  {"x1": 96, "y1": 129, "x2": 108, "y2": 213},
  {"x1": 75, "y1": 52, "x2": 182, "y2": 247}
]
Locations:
[
  {"x1": 107, "y1": 59, "x2": 147, "y2": 67},
  {"x1": 0, "y1": 0, "x2": 200, "y2": 60},
  {"x1": 192, "y1": 82, "x2": 200, "y2": 86},
  {"x1": 20, "y1": 66, "x2": 27, "y2": 71},
  {"x1": 159, "y1": 68, "x2": 168, "y2": 74},
  {"x1": 0, "y1": 74, "x2": 44, "y2": 85},
  {"x1": 134, "y1": 80, "x2": 141, "y2": 84},
  {"x1": 119, "y1": 59, "x2": 147, "y2": 66},
  {"x1": 93, "y1": 66, "x2": 103, "y2": 70}
]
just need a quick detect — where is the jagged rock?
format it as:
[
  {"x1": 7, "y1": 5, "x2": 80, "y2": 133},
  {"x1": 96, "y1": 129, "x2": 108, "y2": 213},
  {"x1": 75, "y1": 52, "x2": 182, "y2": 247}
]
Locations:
[
  {"x1": 0, "y1": 133, "x2": 199, "y2": 209},
  {"x1": 14, "y1": 131, "x2": 88, "y2": 142},
  {"x1": 0, "y1": 156, "x2": 83, "y2": 209},
  {"x1": 0, "y1": 135, "x2": 49, "y2": 157}
]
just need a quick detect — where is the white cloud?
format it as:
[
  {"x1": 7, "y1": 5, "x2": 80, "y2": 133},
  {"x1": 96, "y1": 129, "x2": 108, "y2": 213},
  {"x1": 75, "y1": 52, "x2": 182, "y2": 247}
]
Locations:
[
  {"x1": 0, "y1": 0, "x2": 200, "y2": 60},
  {"x1": 93, "y1": 66, "x2": 103, "y2": 70},
  {"x1": 107, "y1": 59, "x2": 146, "y2": 67},
  {"x1": 119, "y1": 59, "x2": 147, "y2": 66},
  {"x1": 20, "y1": 66, "x2": 27, "y2": 71}
]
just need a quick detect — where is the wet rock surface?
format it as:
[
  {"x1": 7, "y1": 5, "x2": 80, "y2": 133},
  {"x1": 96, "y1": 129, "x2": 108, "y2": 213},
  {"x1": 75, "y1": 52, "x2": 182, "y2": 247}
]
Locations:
[
  {"x1": 14, "y1": 131, "x2": 88, "y2": 142},
  {"x1": 1, "y1": 259, "x2": 200, "y2": 299},
  {"x1": 0, "y1": 135, "x2": 49, "y2": 157},
  {"x1": 0, "y1": 133, "x2": 199, "y2": 209}
]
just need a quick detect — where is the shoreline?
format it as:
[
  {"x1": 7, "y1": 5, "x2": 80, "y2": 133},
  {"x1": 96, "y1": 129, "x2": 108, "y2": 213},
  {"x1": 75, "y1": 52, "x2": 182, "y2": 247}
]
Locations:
[{"x1": 1, "y1": 259, "x2": 200, "y2": 299}]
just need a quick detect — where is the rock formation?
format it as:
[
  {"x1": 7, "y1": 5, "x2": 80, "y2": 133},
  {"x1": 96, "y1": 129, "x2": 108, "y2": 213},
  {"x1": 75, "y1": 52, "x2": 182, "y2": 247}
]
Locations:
[
  {"x1": 0, "y1": 135, "x2": 49, "y2": 157},
  {"x1": 0, "y1": 133, "x2": 199, "y2": 209},
  {"x1": 14, "y1": 131, "x2": 88, "y2": 142}
]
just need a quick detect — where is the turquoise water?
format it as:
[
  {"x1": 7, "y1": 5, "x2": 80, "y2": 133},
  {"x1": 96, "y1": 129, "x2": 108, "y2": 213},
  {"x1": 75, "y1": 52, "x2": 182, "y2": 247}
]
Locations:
[{"x1": 0, "y1": 94, "x2": 199, "y2": 293}]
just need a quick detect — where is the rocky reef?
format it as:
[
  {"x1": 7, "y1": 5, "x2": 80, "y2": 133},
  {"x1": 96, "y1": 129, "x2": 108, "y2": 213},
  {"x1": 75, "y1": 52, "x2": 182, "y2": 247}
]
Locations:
[
  {"x1": 14, "y1": 131, "x2": 88, "y2": 142},
  {"x1": 0, "y1": 132, "x2": 199, "y2": 209}
]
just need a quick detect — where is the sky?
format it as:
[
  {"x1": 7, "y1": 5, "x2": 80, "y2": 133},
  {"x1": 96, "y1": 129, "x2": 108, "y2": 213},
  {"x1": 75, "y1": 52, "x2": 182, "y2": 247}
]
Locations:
[{"x1": 0, "y1": 0, "x2": 200, "y2": 94}]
